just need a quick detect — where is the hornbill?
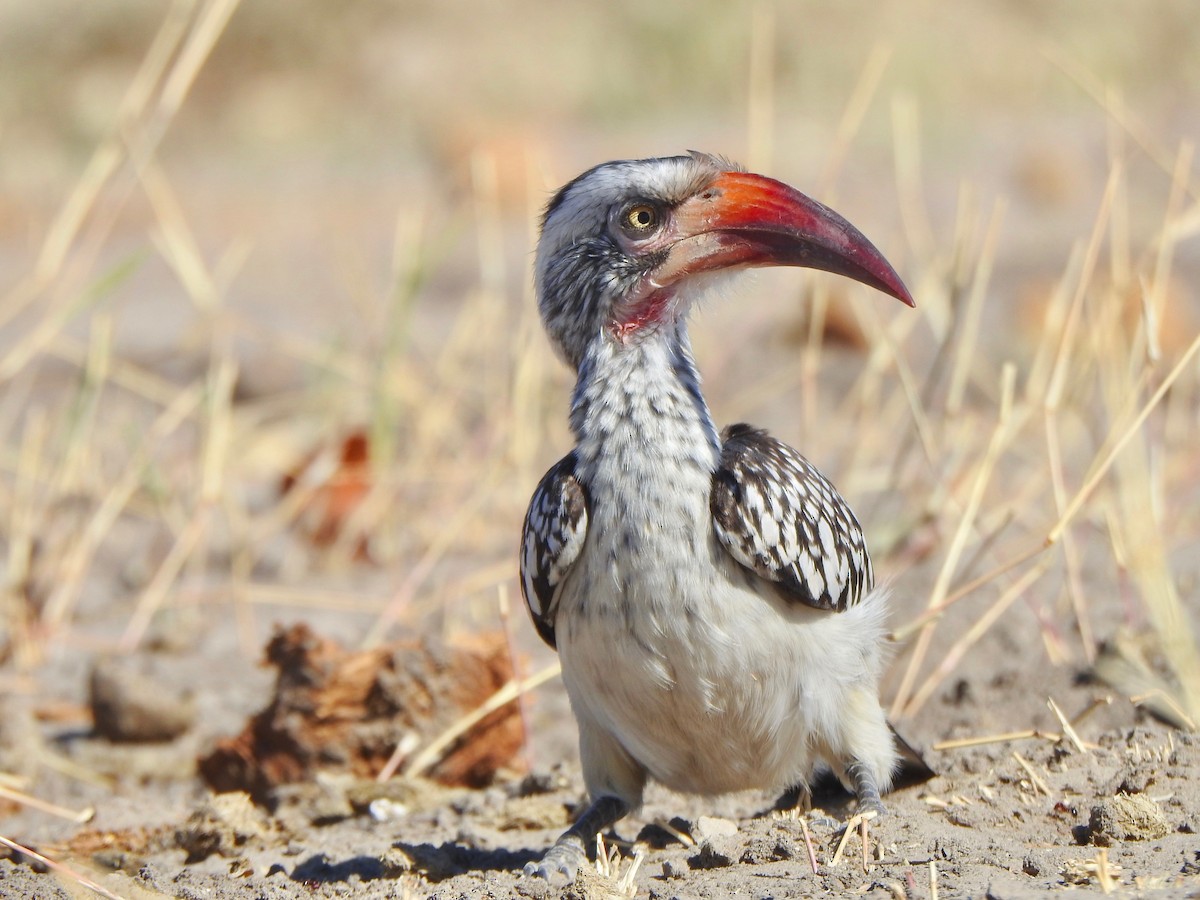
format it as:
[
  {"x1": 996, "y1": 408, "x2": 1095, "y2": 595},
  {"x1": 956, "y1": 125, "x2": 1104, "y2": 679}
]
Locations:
[{"x1": 520, "y1": 152, "x2": 915, "y2": 880}]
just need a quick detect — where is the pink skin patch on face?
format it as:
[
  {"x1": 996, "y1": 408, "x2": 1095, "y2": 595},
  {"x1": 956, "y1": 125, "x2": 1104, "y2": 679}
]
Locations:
[{"x1": 609, "y1": 287, "x2": 675, "y2": 342}]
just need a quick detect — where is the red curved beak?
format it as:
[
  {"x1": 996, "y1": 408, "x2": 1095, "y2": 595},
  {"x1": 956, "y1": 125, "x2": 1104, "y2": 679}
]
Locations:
[{"x1": 656, "y1": 171, "x2": 914, "y2": 307}]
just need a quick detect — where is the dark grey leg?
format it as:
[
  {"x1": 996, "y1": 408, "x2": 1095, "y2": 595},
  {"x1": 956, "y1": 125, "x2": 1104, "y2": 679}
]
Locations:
[
  {"x1": 846, "y1": 758, "x2": 886, "y2": 817},
  {"x1": 525, "y1": 794, "x2": 630, "y2": 881}
]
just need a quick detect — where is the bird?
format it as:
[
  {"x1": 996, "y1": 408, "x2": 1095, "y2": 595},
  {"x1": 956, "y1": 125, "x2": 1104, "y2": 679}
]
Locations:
[{"x1": 519, "y1": 151, "x2": 914, "y2": 881}]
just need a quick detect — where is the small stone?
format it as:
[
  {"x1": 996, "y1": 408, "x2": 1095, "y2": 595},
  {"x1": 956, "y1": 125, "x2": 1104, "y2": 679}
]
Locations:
[
  {"x1": 740, "y1": 836, "x2": 797, "y2": 864},
  {"x1": 90, "y1": 657, "x2": 194, "y2": 743},
  {"x1": 948, "y1": 809, "x2": 975, "y2": 828},
  {"x1": 368, "y1": 798, "x2": 408, "y2": 822},
  {"x1": 1021, "y1": 854, "x2": 1042, "y2": 876},
  {"x1": 661, "y1": 858, "x2": 685, "y2": 879},
  {"x1": 694, "y1": 815, "x2": 738, "y2": 841},
  {"x1": 307, "y1": 783, "x2": 354, "y2": 825},
  {"x1": 688, "y1": 837, "x2": 736, "y2": 869}
]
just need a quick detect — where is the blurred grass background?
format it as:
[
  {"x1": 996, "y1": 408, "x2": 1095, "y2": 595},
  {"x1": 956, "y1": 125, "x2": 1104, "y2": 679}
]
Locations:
[{"x1": 0, "y1": 0, "x2": 1198, "y2": 730}]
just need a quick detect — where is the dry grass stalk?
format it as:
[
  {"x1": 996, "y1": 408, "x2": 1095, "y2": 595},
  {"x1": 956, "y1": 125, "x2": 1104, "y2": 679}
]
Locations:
[
  {"x1": 593, "y1": 834, "x2": 645, "y2": 897},
  {"x1": 495, "y1": 584, "x2": 534, "y2": 775},
  {"x1": 237, "y1": 583, "x2": 389, "y2": 614},
  {"x1": 1130, "y1": 691, "x2": 1197, "y2": 732},
  {"x1": 119, "y1": 508, "x2": 211, "y2": 652},
  {"x1": 1044, "y1": 166, "x2": 1118, "y2": 413},
  {"x1": 890, "y1": 539, "x2": 1044, "y2": 643},
  {"x1": 1, "y1": 0, "x2": 243, "y2": 377},
  {"x1": 1043, "y1": 406, "x2": 1094, "y2": 661},
  {"x1": 891, "y1": 94, "x2": 936, "y2": 259},
  {"x1": 0, "y1": 0, "x2": 252, "y2": 664},
  {"x1": 1047, "y1": 697, "x2": 1091, "y2": 753},
  {"x1": 817, "y1": 41, "x2": 893, "y2": 196},
  {"x1": 3, "y1": 2, "x2": 182, "y2": 323},
  {"x1": 1011, "y1": 751, "x2": 1052, "y2": 797},
  {"x1": 1045, "y1": 252, "x2": 1200, "y2": 548},
  {"x1": 402, "y1": 661, "x2": 561, "y2": 779},
  {"x1": 1094, "y1": 352, "x2": 1200, "y2": 726},
  {"x1": 829, "y1": 809, "x2": 876, "y2": 868},
  {"x1": 904, "y1": 557, "x2": 1050, "y2": 717},
  {"x1": 860, "y1": 816, "x2": 871, "y2": 873},
  {"x1": 944, "y1": 199, "x2": 1004, "y2": 415},
  {"x1": 932, "y1": 730, "x2": 1057, "y2": 752},
  {"x1": 891, "y1": 364, "x2": 1018, "y2": 719},
  {"x1": 1069, "y1": 695, "x2": 1113, "y2": 729},
  {"x1": 3, "y1": 410, "x2": 47, "y2": 667},
  {"x1": 1095, "y1": 847, "x2": 1116, "y2": 894},
  {"x1": 0, "y1": 833, "x2": 126, "y2": 900},
  {"x1": 1044, "y1": 44, "x2": 1199, "y2": 195},
  {"x1": 38, "y1": 753, "x2": 113, "y2": 791},
  {"x1": 0, "y1": 784, "x2": 94, "y2": 824},
  {"x1": 799, "y1": 817, "x2": 819, "y2": 874},
  {"x1": 651, "y1": 818, "x2": 695, "y2": 848},
  {"x1": 41, "y1": 385, "x2": 204, "y2": 635},
  {"x1": 360, "y1": 458, "x2": 506, "y2": 649}
]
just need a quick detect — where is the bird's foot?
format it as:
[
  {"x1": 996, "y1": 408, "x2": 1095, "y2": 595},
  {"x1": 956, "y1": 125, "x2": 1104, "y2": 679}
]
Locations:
[
  {"x1": 854, "y1": 795, "x2": 886, "y2": 820},
  {"x1": 525, "y1": 795, "x2": 631, "y2": 884},
  {"x1": 806, "y1": 809, "x2": 841, "y2": 830},
  {"x1": 524, "y1": 835, "x2": 586, "y2": 882}
]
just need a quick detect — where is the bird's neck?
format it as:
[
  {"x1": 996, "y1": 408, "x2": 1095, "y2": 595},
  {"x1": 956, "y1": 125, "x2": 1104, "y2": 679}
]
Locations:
[
  {"x1": 569, "y1": 324, "x2": 720, "y2": 481},
  {"x1": 566, "y1": 325, "x2": 722, "y2": 621}
]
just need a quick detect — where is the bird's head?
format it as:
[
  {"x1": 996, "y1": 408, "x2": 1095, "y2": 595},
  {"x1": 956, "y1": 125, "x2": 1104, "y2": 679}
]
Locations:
[{"x1": 535, "y1": 151, "x2": 913, "y2": 369}]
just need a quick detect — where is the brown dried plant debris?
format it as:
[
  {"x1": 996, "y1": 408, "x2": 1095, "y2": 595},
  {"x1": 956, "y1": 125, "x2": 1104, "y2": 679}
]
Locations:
[
  {"x1": 198, "y1": 624, "x2": 521, "y2": 804},
  {"x1": 56, "y1": 824, "x2": 175, "y2": 875}
]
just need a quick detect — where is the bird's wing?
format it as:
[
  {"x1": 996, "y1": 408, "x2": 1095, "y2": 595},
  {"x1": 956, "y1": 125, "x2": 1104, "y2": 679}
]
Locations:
[
  {"x1": 711, "y1": 423, "x2": 873, "y2": 612},
  {"x1": 520, "y1": 451, "x2": 589, "y2": 649}
]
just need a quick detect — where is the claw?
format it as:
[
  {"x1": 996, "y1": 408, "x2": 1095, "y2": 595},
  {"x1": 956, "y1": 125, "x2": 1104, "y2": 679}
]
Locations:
[
  {"x1": 523, "y1": 861, "x2": 564, "y2": 880},
  {"x1": 525, "y1": 837, "x2": 586, "y2": 883},
  {"x1": 855, "y1": 795, "x2": 887, "y2": 819}
]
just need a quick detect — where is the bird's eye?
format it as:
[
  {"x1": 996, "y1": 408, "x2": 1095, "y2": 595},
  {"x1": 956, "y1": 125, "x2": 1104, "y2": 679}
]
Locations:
[{"x1": 621, "y1": 203, "x2": 660, "y2": 235}]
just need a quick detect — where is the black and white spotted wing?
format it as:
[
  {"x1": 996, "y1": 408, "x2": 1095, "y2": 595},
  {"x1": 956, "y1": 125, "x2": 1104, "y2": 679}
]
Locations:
[
  {"x1": 710, "y1": 423, "x2": 873, "y2": 612},
  {"x1": 520, "y1": 451, "x2": 589, "y2": 649}
]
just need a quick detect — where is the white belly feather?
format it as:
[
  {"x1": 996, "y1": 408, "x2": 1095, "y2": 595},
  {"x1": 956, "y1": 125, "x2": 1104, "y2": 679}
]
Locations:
[{"x1": 557, "y1": 533, "x2": 891, "y2": 797}]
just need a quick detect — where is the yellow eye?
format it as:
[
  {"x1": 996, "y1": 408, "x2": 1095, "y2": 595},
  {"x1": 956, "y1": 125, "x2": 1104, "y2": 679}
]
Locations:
[{"x1": 623, "y1": 203, "x2": 659, "y2": 233}]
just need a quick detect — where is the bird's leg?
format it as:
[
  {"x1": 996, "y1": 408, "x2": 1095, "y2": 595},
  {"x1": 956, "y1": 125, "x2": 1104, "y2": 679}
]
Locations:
[
  {"x1": 845, "y1": 758, "x2": 887, "y2": 817},
  {"x1": 525, "y1": 794, "x2": 630, "y2": 882}
]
